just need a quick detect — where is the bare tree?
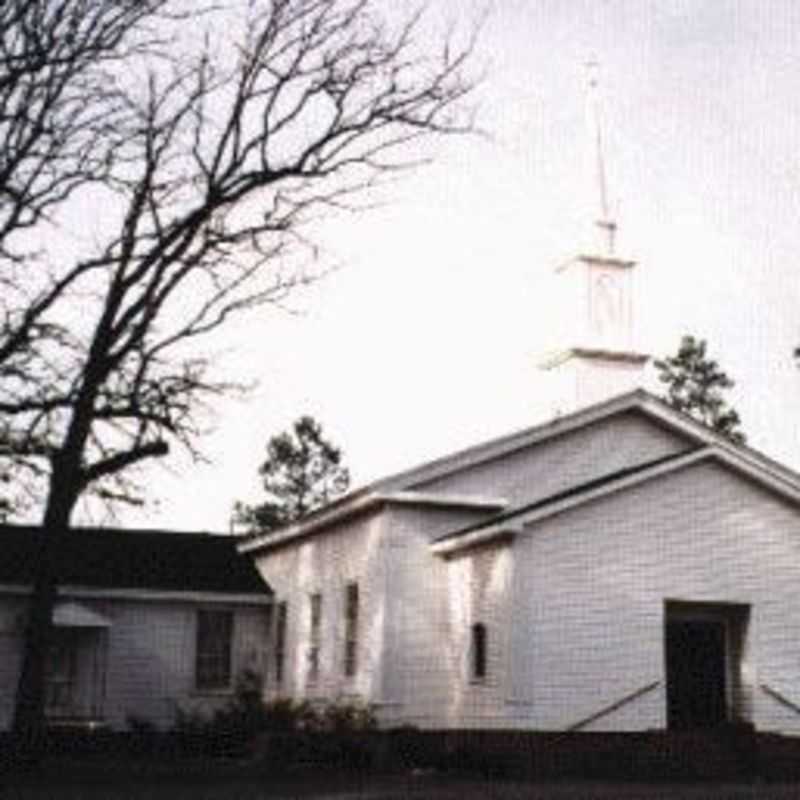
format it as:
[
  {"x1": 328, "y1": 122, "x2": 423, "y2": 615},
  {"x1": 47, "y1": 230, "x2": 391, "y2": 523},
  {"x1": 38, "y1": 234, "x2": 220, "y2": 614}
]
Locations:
[
  {"x1": 0, "y1": 0, "x2": 476, "y2": 746},
  {"x1": 0, "y1": 0, "x2": 169, "y2": 260},
  {"x1": 0, "y1": 0, "x2": 171, "y2": 516}
]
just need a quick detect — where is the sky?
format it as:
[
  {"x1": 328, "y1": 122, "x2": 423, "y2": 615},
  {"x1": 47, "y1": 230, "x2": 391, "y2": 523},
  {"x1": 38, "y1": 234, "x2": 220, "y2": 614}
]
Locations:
[{"x1": 122, "y1": 1, "x2": 800, "y2": 532}]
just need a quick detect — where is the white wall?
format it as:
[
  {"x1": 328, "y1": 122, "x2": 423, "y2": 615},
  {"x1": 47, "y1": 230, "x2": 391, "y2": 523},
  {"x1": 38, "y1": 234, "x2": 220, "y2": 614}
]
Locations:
[
  {"x1": 0, "y1": 594, "x2": 270, "y2": 730},
  {"x1": 444, "y1": 542, "x2": 513, "y2": 729},
  {"x1": 496, "y1": 460, "x2": 800, "y2": 733},
  {"x1": 251, "y1": 509, "x2": 388, "y2": 706},
  {"x1": 103, "y1": 598, "x2": 269, "y2": 729},
  {"x1": 251, "y1": 501, "x2": 496, "y2": 728},
  {"x1": 379, "y1": 504, "x2": 498, "y2": 727},
  {"x1": 248, "y1": 410, "x2": 694, "y2": 729},
  {"x1": 250, "y1": 412, "x2": 800, "y2": 735}
]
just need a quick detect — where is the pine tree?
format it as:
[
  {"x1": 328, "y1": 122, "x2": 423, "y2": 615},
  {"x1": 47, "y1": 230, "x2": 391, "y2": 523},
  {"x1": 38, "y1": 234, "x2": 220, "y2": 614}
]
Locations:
[
  {"x1": 654, "y1": 335, "x2": 746, "y2": 444},
  {"x1": 234, "y1": 416, "x2": 350, "y2": 533}
]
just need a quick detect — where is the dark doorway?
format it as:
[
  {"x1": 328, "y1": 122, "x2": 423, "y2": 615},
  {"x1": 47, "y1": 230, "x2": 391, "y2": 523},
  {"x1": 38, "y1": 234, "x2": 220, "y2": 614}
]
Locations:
[{"x1": 666, "y1": 619, "x2": 727, "y2": 729}]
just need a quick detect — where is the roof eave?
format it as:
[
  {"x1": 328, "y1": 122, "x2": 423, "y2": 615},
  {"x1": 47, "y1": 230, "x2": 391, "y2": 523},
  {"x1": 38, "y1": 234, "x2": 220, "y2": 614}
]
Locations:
[
  {"x1": 242, "y1": 389, "x2": 800, "y2": 554},
  {"x1": 431, "y1": 446, "x2": 800, "y2": 557},
  {"x1": 0, "y1": 583, "x2": 272, "y2": 604},
  {"x1": 239, "y1": 491, "x2": 508, "y2": 555}
]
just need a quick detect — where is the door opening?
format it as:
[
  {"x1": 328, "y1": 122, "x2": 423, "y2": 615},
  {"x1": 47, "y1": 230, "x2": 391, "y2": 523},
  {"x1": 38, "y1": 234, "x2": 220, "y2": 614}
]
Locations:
[{"x1": 664, "y1": 601, "x2": 750, "y2": 730}]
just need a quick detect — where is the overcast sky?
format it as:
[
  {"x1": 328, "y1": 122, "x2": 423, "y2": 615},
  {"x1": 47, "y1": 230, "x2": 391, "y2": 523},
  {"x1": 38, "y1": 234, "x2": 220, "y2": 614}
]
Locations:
[{"x1": 121, "y1": 1, "x2": 800, "y2": 532}]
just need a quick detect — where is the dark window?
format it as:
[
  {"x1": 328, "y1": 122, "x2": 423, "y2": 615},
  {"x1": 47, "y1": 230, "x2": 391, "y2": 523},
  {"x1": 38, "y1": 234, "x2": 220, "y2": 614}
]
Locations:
[
  {"x1": 274, "y1": 601, "x2": 288, "y2": 685},
  {"x1": 308, "y1": 593, "x2": 322, "y2": 684},
  {"x1": 196, "y1": 610, "x2": 233, "y2": 690},
  {"x1": 46, "y1": 630, "x2": 78, "y2": 712},
  {"x1": 344, "y1": 582, "x2": 359, "y2": 677},
  {"x1": 471, "y1": 622, "x2": 487, "y2": 681}
]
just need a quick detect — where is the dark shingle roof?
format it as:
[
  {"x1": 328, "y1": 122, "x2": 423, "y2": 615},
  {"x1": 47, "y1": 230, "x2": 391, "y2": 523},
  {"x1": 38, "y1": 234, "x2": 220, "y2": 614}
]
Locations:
[{"x1": 0, "y1": 525, "x2": 271, "y2": 595}]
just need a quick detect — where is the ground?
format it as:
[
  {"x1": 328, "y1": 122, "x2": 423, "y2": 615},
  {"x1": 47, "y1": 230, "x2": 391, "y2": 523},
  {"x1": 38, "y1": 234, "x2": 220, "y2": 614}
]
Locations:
[{"x1": 5, "y1": 774, "x2": 800, "y2": 799}]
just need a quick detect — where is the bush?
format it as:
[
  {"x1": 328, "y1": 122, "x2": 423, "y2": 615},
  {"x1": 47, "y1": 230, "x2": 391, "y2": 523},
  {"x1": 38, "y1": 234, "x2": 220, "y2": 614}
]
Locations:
[
  {"x1": 169, "y1": 671, "x2": 379, "y2": 762},
  {"x1": 125, "y1": 714, "x2": 160, "y2": 756},
  {"x1": 319, "y1": 701, "x2": 377, "y2": 734}
]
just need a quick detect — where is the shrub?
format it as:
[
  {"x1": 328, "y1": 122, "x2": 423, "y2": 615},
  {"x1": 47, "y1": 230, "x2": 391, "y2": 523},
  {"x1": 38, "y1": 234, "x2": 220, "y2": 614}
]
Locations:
[
  {"x1": 169, "y1": 672, "x2": 378, "y2": 762},
  {"x1": 320, "y1": 701, "x2": 377, "y2": 734},
  {"x1": 125, "y1": 714, "x2": 160, "y2": 756}
]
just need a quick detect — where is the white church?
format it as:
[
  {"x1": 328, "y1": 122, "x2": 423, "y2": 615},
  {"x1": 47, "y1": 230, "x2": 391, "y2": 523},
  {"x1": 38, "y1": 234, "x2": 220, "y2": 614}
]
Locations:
[{"x1": 242, "y1": 70, "x2": 800, "y2": 735}]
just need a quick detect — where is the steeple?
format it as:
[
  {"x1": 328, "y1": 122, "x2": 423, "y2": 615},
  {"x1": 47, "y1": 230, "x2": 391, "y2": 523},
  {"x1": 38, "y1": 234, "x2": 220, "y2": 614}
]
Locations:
[
  {"x1": 585, "y1": 57, "x2": 616, "y2": 256},
  {"x1": 539, "y1": 60, "x2": 649, "y2": 412}
]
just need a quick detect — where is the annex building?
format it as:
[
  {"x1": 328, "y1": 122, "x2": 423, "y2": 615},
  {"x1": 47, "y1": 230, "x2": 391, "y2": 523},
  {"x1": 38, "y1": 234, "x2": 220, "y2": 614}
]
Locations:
[{"x1": 0, "y1": 527, "x2": 271, "y2": 730}]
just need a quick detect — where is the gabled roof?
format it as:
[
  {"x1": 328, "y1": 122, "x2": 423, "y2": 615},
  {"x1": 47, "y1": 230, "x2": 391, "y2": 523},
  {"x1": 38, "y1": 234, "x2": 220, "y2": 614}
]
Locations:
[
  {"x1": 240, "y1": 389, "x2": 800, "y2": 554},
  {"x1": 431, "y1": 444, "x2": 800, "y2": 556},
  {"x1": 0, "y1": 525, "x2": 271, "y2": 596},
  {"x1": 434, "y1": 447, "x2": 701, "y2": 547}
]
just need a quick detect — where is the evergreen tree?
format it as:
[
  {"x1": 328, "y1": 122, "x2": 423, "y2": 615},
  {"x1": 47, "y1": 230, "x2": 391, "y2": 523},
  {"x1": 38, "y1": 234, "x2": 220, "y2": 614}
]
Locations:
[
  {"x1": 654, "y1": 335, "x2": 746, "y2": 444},
  {"x1": 235, "y1": 416, "x2": 350, "y2": 533}
]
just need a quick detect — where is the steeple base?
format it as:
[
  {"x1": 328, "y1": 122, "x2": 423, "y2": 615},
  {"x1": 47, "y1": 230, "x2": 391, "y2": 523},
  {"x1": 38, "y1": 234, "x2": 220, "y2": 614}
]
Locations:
[{"x1": 541, "y1": 348, "x2": 649, "y2": 414}]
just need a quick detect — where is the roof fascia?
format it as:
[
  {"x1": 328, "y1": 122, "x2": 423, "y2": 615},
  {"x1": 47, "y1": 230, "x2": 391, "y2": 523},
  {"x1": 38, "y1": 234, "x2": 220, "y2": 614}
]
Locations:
[
  {"x1": 0, "y1": 584, "x2": 272, "y2": 605},
  {"x1": 377, "y1": 491, "x2": 508, "y2": 511},
  {"x1": 370, "y1": 390, "x2": 658, "y2": 494},
  {"x1": 238, "y1": 490, "x2": 381, "y2": 554},
  {"x1": 242, "y1": 389, "x2": 800, "y2": 554},
  {"x1": 431, "y1": 445, "x2": 800, "y2": 557},
  {"x1": 239, "y1": 491, "x2": 508, "y2": 555},
  {"x1": 407, "y1": 392, "x2": 800, "y2": 497},
  {"x1": 634, "y1": 395, "x2": 800, "y2": 491},
  {"x1": 239, "y1": 391, "x2": 695, "y2": 552},
  {"x1": 431, "y1": 448, "x2": 712, "y2": 556}
]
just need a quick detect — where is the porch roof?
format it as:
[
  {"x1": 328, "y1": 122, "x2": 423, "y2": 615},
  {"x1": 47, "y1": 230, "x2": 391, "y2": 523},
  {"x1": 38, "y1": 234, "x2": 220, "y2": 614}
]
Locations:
[{"x1": 53, "y1": 600, "x2": 112, "y2": 628}]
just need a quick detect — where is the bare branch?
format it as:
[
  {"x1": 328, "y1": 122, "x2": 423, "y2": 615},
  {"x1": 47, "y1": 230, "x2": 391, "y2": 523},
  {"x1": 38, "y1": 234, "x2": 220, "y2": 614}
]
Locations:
[{"x1": 1, "y1": 0, "x2": 479, "y2": 740}]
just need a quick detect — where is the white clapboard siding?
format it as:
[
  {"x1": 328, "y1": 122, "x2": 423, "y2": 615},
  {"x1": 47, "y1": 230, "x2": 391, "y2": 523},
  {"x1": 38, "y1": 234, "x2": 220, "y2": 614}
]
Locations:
[
  {"x1": 103, "y1": 600, "x2": 269, "y2": 729},
  {"x1": 500, "y1": 460, "x2": 800, "y2": 733},
  {"x1": 0, "y1": 596, "x2": 269, "y2": 730},
  {"x1": 410, "y1": 410, "x2": 688, "y2": 506},
  {"x1": 249, "y1": 399, "x2": 800, "y2": 734},
  {"x1": 379, "y1": 504, "x2": 495, "y2": 727},
  {"x1": 252, "y1": 509, "x2": 387, "y2": 704}
]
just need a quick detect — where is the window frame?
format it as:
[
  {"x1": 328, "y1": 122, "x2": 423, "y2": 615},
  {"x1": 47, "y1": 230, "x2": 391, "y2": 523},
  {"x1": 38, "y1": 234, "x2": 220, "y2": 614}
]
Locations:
[
  {"x1": 307, "y1": 592, "x2": 322, "y2": 685},
  {"x1": 343, "y1": 582, "x2": 359, "y2": 678},
  {"x1": 46, "y1": 629, "x2": 79, "y2": 712},
  {"x1": 274, "y1": 601, "x2": 288, "y2": 686},
  {"x1": 470, "y1": 621, "x2": 488, "y2": 683},
  {"x1": 195, "y1": 609, "x2": 234, "y2": 692}
]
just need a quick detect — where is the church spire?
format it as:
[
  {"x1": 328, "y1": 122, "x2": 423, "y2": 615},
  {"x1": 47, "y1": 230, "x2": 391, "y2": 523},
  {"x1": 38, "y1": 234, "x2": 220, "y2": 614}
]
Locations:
[
  {"x1": 585, "y1": 58, "x2": 616, "y2": 256},
  {"x1": 538, "y1": 60, "x2": 649, "y2": 413}
]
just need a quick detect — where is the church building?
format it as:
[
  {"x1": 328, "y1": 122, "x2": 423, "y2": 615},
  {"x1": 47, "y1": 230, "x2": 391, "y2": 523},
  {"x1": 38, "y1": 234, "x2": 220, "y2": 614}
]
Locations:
[{"x1": 242, "y1": 69, "x2": 800, "y2": 735}]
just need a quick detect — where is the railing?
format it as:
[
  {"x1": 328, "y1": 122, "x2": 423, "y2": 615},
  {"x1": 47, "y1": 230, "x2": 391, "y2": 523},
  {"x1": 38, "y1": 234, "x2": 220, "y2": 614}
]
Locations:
[
  {"x1": 760, "y1": 682, "x2": 800, "y2": 717},
  {"x1": 567, "y1": 680, "x2": 661, "y2": 732}
]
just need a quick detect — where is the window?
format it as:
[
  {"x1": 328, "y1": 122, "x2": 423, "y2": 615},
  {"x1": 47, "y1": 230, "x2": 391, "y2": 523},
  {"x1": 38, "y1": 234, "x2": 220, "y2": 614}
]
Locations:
[
  {"x1": 471, "y1": 622, "x2": 487, "y2": 682},
  {"x1": 274, "y1": 601, "x2": 288, "y2": 685},
  {"x1": 307, "y1": 593, "x2": 322, "y2": 685},
  {"x1": 195, "y1": 610, "x2": 233, "y2": 691},
  {"x1": 46, "y1": 630, "x2": 78, "y2": 712},
  {"x1": 343, "y1": 582, "x2": 359, "y2": 677}
]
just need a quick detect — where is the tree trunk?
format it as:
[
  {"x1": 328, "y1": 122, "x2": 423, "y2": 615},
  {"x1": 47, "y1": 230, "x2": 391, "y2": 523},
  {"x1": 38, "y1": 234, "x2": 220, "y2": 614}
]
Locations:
[{"x1": 11, "y1": 472, "x2": 79, "y2": 760}]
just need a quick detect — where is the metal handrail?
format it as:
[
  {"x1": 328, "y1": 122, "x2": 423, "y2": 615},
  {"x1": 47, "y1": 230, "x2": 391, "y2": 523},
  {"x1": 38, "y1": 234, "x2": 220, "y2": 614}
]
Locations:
[
  {"x1": 567, "y1": 680, "x2": 661, "y2": 732},
  {"x1": 760, "y1": 682, "x2": 800, "y2": 717}
]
